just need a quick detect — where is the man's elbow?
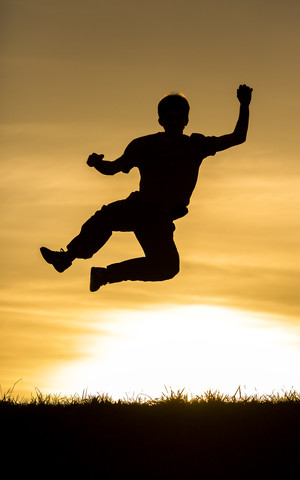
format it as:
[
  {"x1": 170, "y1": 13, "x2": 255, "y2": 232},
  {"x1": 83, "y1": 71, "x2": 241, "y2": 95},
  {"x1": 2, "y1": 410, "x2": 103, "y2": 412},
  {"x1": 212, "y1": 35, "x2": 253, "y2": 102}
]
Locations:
[
  {"x1": 104, "y1": 166, "x2": 118, "y2": 175},
  {"x1": 233, "y1": 132, "x2": 247, "y2": 146},
  {"x1": 101, "y1": 160, "x2": 122, "y2": 175}
]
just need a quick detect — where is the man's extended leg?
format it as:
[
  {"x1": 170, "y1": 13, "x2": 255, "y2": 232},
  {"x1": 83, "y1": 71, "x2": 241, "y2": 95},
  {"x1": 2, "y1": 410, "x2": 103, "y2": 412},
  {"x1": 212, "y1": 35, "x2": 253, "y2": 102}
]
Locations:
[
  {"x1": 41, "y1": 194, "x2": 142, "y2": 272},
  {"x1": 41, "y1": 204, "x2": 116, "y2": 272},
  {"x1": 66, "y1": 206, "x2": 112, "y2": 259}
]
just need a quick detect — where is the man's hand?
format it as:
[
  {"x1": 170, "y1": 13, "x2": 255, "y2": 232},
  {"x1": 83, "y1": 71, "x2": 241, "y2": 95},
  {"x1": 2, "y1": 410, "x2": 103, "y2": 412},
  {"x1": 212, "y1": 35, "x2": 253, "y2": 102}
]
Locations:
[
  {"x1": 237, "y1": 84, "x2": 253, "y2": 106},
  {"x1": 87, "y1": 153, "x2": 104, "y2": 167}
]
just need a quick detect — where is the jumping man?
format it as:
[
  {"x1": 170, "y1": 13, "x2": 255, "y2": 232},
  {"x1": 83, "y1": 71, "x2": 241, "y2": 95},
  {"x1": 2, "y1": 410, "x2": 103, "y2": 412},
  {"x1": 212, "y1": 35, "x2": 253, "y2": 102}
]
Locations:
[{"x1": 40, "y1": 84, "x2": 253, "y2": 292}]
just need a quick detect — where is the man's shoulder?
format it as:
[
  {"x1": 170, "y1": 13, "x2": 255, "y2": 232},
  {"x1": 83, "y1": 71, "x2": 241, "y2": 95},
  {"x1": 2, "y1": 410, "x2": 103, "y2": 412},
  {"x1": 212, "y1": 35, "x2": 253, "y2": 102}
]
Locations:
[
  {"x1": 128, "y1": 133, "x2": 159, "y2": 149},
  {"x1": 125, "y1": 133, "x2": 162, "y2": 154},
  {"x1": 130, "y1": 132, "x2": 162, "y2": 144},
  {"x1": 190, "y1": 133, "x2": 217, "y2": 156},
  {"x1": 190, "y1": 133, "x2": 209, "y2": 141},
  {"x1": 190, "y1": 132, "x2": 217, "y2": 145}
]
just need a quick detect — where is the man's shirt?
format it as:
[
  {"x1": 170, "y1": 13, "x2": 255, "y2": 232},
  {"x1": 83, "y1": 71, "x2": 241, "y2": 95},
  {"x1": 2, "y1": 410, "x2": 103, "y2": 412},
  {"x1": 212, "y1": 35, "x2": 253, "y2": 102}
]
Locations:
[{"x1": 119, "y1": 132, "x2": 217, "y2": 212}]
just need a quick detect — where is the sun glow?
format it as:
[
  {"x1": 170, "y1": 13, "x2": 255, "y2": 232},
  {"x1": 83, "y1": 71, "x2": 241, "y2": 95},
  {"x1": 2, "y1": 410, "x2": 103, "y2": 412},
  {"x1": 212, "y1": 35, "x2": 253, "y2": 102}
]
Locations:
[{"x1": 43, "y1": 305, "x2": 300, "y2": 400}]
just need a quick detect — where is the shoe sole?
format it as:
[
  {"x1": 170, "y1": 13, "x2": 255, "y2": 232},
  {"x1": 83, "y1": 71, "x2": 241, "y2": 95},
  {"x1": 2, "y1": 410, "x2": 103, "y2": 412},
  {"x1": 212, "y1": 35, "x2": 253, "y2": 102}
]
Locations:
[
  {"x1": 90, "y1": 267, "x2": 99, "y2": 292},
  {"x1": 90, "y1": 267, "x2": 107, "y2": 292}
]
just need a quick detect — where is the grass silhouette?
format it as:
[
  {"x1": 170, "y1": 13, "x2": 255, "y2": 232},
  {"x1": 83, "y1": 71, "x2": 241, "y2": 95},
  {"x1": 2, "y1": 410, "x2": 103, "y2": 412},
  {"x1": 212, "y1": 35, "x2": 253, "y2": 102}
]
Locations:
[{"x1": 1, "y1": 386, "x2": 300, "y2": 478}]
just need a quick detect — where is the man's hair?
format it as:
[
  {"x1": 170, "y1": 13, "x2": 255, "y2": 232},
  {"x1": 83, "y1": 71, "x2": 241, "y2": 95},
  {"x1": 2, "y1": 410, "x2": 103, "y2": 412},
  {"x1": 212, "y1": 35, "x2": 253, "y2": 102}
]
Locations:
[{"x1": 158, "y1": 93, "x2": 190, "y2": 118}]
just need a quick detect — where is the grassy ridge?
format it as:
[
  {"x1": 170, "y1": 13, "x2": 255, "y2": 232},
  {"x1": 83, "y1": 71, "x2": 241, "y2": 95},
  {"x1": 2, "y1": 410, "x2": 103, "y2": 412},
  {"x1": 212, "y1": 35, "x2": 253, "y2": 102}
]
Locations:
[{"x1": 2, "y1": 388, "x2": 300, "y2": 478}]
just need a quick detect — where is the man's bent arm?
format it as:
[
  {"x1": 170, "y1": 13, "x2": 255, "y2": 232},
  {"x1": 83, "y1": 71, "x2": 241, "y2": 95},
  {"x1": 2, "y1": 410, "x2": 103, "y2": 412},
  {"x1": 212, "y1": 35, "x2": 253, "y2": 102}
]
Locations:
[
  {"x1": 87, "y1": 154, "x2": 124, "y2": 175},
  {"x1": 213, "y1": 84, "x2": 252, "y2": 152}
]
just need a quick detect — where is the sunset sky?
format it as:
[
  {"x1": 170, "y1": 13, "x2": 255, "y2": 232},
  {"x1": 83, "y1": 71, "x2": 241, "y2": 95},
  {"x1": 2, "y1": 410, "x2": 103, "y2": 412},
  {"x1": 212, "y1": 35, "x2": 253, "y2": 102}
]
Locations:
[{"x1": 1, "y1": 0, "x2": 300, "y2": 399}]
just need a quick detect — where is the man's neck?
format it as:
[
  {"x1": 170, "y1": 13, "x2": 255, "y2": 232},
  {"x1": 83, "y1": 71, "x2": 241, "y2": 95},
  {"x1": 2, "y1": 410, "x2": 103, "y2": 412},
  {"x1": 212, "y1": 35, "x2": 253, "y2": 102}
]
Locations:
[{"x1": 162, "y1": 131, "x2": 185, "y2": 141}]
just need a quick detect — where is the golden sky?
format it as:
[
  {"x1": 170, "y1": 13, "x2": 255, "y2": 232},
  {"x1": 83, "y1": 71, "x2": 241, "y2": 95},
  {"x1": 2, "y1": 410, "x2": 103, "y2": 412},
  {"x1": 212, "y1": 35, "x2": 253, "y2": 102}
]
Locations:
[{"x1": 1, "y1": 0, "x2": 300, "y2": 398}]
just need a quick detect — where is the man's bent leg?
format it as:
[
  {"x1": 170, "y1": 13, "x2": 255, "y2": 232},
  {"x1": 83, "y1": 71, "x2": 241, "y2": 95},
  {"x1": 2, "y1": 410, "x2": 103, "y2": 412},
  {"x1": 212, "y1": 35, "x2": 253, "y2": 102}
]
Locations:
[{"x1": 103, "y1": 220, "x2": 180, "y2": 284}]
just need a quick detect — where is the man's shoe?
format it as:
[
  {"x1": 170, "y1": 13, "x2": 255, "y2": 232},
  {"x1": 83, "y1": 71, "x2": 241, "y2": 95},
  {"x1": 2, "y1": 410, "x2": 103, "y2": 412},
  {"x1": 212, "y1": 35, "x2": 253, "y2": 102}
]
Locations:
[
  {"x1": 90, "y1": 267, "x2": 108, "y2": 292},
  {"x1": 40, "y1": 247, "x2": 72, "y2": 273}
]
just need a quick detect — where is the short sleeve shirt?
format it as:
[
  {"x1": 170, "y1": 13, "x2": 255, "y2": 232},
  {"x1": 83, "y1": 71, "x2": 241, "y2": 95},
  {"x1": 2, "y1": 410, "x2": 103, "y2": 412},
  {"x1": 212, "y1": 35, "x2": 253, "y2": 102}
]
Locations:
[{"x1": 119, "y1": 132, "x2": 217, "y2": 210}]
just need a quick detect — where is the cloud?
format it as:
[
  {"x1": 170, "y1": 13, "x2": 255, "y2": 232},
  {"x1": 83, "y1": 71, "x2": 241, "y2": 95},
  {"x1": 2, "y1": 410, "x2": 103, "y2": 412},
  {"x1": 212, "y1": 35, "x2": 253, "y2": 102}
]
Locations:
[
  {"x1": 178, "y1": 260, "x2": 300, "y2": 319},
  {"x1": 0, "y1": 301, "x2": 112, "y2": 397}
]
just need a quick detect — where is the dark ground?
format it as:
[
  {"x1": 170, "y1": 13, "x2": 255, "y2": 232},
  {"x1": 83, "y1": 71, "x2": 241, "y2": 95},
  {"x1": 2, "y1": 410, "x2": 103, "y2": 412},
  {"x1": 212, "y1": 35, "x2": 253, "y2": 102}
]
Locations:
[{"x1": 2, "y1": 395, "x2": 300, "y2": 479}]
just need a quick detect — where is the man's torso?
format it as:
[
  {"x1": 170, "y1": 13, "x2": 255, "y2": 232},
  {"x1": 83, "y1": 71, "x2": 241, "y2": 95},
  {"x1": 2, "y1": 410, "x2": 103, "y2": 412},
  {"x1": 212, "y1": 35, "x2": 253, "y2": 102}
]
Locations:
[{"x1": 121, "y1": 132, "x2": 216, "y2": 212}]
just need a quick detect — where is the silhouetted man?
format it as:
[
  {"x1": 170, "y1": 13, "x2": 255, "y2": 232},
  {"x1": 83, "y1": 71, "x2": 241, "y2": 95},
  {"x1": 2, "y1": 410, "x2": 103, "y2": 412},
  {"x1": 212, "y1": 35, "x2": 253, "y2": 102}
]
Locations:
[{"x1": 41, "y1": 84, "x2": 253, "y2": 291}]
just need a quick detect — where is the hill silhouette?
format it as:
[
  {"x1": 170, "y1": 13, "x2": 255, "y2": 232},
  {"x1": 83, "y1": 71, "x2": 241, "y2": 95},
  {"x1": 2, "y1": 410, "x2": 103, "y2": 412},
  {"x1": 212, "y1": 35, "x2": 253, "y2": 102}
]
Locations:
[{"x1": 1, "y1": 388, "x2": 299, "y2": 478}]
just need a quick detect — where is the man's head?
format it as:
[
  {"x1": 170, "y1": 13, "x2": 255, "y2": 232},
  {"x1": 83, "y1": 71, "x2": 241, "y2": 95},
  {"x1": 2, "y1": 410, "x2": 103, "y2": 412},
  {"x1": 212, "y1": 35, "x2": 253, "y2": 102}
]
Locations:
[{"x1": 158, "y1": 93, "x2": 190, "y2": 135}]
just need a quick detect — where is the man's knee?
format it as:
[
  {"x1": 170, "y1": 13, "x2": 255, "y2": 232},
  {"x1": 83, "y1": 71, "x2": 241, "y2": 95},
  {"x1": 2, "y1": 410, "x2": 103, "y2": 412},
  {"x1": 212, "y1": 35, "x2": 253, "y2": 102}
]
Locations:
[
  {"x1": 167, "y1": 256, "x2": 180, "y2": 279},
  {"x1": 155, "y1": 253, "x2": 180, "y2": 280}
]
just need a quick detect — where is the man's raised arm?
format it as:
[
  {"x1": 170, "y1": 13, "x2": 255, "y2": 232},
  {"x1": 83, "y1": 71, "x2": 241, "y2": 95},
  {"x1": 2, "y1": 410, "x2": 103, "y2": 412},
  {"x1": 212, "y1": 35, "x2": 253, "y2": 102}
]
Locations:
[
  {"x1": 86, "y1": 153, "x2": 125, "y2": 175},
  {"x1": 213, "y1": 84, "x2": 253, "y2": 152}
]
